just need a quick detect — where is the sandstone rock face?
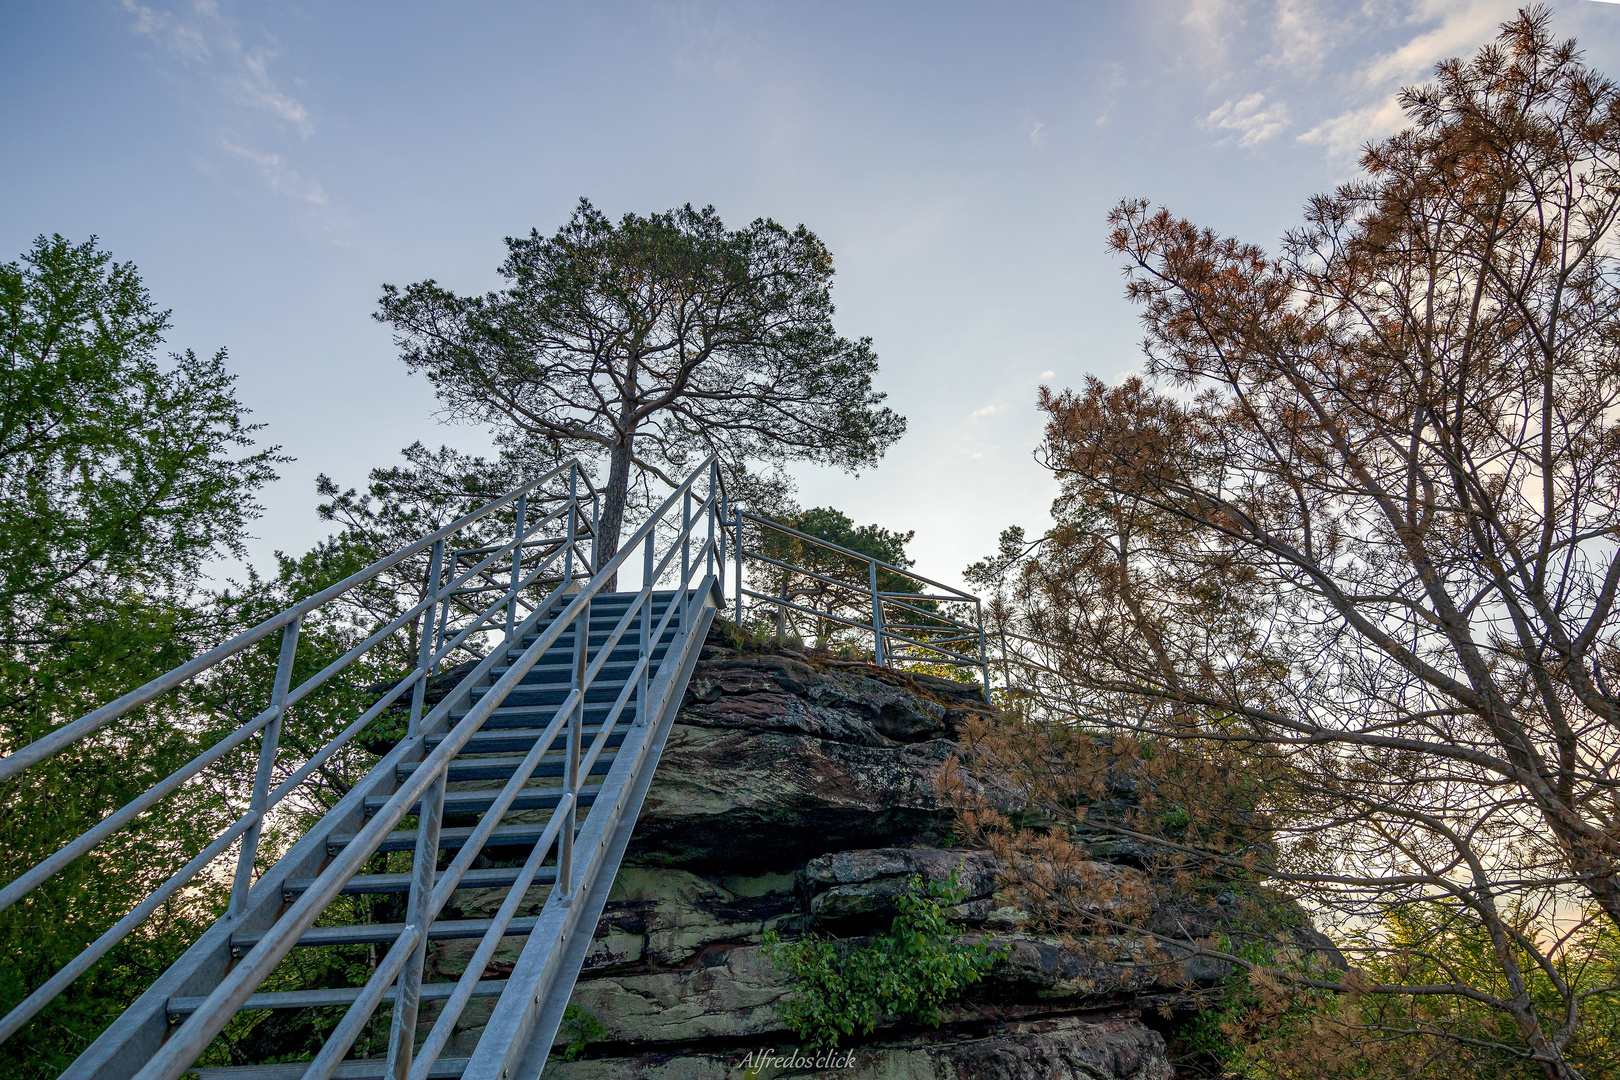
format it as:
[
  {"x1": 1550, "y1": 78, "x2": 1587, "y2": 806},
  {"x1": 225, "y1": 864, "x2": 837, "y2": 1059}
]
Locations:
[{"x1": 426, "y1": 628, "x2": 1327, "y2": 1075}]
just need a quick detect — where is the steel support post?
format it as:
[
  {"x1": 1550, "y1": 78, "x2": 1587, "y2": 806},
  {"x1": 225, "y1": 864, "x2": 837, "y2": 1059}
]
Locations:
[
  {"x1": 712, "y1": 462, "x2": 726, "y2": 597},
  {"x1": 734, "y1": 508, "x2": 744, "y2": 628},
  {"x1": 506, "y1": 493, "x2": 527, "y2": 643},
  {"x1": 870, "y1": 560, "x2": 886, "y2": 666},
  {"x1": 639, "y1": 534, "x2": 653, "y2": 725},
  {"x1": 591, "y1": 488, "x2": 600, "y2": 575},
  {"x1": 561, "y1": 595, "x2": 587, "y2": 901},
  {"x1": 385, "y1": 768, "x2": 445, "y2": 1080},
  {"x1": 977, "y1": 600, "x2": 991, "y2": 698},
  {"x1": 707, "y1": 462, "x2": 720, "y2": 593},
  {"x1": 409, "y1": 541, "x2": 445, "y2": 738},
  {"x1": 563, "y1": 468, "x2": 577, "y2": 589},
  {"x1": 228, "y1": 616, "x2": 301, "y2": 918},
  {"x1": 387, "y1": 535, "x2": 450, "y2": 1077},
  {"x1": 681, "y1": 491, "x2": 692, "y2": 629}
]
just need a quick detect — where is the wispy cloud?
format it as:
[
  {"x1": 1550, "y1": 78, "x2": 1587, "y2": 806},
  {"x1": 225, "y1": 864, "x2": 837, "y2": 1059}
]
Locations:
[
  {"x1": 1203, "y1": 92, "x2": 1290, "y2": 146},
  {"x1": 970, "y1": 402, "x2": 1006, "y2": 421},
  {"x1": 221, "y1": 141, "x2": 327, "y2": 205},
  {"x1": 124, "y1": 0, "x2": 313, "y2": 136},
  {"x1": 1020, "y1": 110, "x2": 1048, "y2": 148},
  {"x1": 1264, "y1": 0, "x2": 1334, "y2": 73},
  {"x1": 1174, "y1": 1, "x2": 1528, "y2": 163},
  {"x1": 1300, "y1": 1, "x2": 1513, "y2": 158},
  {"x1": 1181, "y1": 0, "x2": 1250, "y2": 69},
  {"x1": 122, "y1": 0, "x2": 340, "y2": 225}
]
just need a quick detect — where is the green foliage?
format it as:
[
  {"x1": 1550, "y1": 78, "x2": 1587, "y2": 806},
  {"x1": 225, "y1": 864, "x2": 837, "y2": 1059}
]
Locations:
[
  {"x1": 557, "y1": 1004, "x2": 610, "y2": 1062},
  {"x1": 376, "y1": 197, "x2": 906, "y2": 562},
  {"x1": 761, "y1": 871, "x2": 1007, "y2": 1047},
  {"x1": 0, "y1": 235, "x2": 280, "y2": 1076}
]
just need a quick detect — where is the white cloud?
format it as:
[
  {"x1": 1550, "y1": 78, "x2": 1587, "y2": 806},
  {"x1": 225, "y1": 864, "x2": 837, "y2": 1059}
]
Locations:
[
  {"x1": 1300, "y1": 1, "x2": 1517, "y2": 158},
  {"x1": 1040, "y1": 370, "x2": 1055, "y2": 379},
  {"x1": 1181, "y1": 0, "x2": 1252, "y2": 67},
  {"x1": 123, "y1": 0, "x2": 313, "y2": 136},
  {"x1": 1204, "y1": 92, "x2": 1291, "y2": 146},
  {"x1": 1265, "y1": 0, "x2": 1334, "y2": 72},
  {"x1": 969, "y1": 403, "x2": 1006, "y2": 421},
  {"x1": 221, "y1": 141, "x2": 327, "y2": 205},
  {"x1": 1024, "y1": 115, "x2": 1047, "y2": 148}
]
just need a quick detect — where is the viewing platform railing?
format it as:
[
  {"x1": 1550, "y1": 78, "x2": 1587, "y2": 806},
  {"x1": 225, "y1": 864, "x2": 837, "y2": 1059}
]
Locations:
[{"x1": 727, "y1": 509, "x2": 991, "y2": 695}]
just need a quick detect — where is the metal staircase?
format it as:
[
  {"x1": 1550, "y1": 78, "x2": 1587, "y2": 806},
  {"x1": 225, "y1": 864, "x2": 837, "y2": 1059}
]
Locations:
[{"x1": 0, "y1": 457, "x2": 722, "y2": 1080}]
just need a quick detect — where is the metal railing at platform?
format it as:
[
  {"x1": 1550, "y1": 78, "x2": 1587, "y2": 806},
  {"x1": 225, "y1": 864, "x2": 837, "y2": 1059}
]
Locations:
[{"x1": 726, "y1": 509, "x2": 991, "y2": 695}]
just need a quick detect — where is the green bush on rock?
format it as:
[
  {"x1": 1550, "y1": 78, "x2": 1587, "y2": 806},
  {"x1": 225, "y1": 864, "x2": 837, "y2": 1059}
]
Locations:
[{"x1": 761, "y1": 871, "x2": 1007, "y2": 1047}]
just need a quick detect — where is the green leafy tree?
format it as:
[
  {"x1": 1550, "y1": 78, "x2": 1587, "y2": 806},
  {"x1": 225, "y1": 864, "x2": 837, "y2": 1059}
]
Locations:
[
  {"x1": 375, "y1": 198, "x2": 907, "y2": 577},
  {"x1": 0, "y1": 235, "x2": 280, "y2": 1075}
]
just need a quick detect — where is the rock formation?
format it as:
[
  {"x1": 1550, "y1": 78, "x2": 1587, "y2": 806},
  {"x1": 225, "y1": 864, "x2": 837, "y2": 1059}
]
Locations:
[{"x1": 427, "y1": 625, "x2": 1334, "y2": 1078}]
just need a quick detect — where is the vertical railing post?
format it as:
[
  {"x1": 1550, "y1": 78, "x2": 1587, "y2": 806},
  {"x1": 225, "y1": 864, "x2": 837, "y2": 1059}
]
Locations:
[
  {"x1": 386, "y1": 770, "x2": 445, "y2": 1078},
  {"x1": 590, "y1": 480, "x2": 601, "y2": 577},
  {"x1": 563, "y1": 467, "x2": 577, "y2": 590},
  {"x1": 228, "y1": 615, "x2": 301, "y2": 918},
  {"x1": 977, "y1": 599, "x2": 991, "y2": 698},
  {"x1": 560, "y1": 591, "x2": 588, "y2": 902},
  {"x1": 703, "y1": 463, "x2": 716, "y2": 592},
  {"x1": 410, "y1": 540, "x2": 446, "y2": 738},
  {"x1": 734, "y1": 508, "x2": 744, "y2": 628},
  {"x1": 870, "y1": 559, "x2": 887, "y2": 666},
  {"x1": 388, "y1": 536, "x2": 449, "y2": 1077},
  {"x1": 681, "y1": 490, "x2": 692, "y2": 629},
  {"x1": 639, "y1": 533, "x2": 653, "y2": 725},
  {"x1": 713, "y1": 462, "x2": 726, "y2": 600},
  {"x1": 506, "y1": 492, "x2": 527, "y2": 643}
]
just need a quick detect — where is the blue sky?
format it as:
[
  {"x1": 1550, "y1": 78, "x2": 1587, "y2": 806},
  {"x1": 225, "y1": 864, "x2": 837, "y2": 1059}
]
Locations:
[{"x1": 6, "y1": 0, "x2": 1620, "y2": 587}]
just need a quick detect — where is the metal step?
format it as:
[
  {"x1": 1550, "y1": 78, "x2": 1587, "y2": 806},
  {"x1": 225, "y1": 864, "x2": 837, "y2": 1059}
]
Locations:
[
  {"x1": 450, "y1": 703, "x2": 633, "y2": 729},
  {"x1": 396, "y1": 748, "x2": 617, "y2": 784},
  {"x1": 168, "y1": 980, "x2": 509, "y2": 1019},
  {"x1": 231, "y1": 916, "x2": 540, "y2": 955},
  {"x1": 326, "y1": 820, "x2": 579, "y2": 856},
  {"x1": 424, "y1": 724, "x2": 626, "y2": 757},
  {"x1": 282, "y1": 865, "x2": 554, "y2": 901},
  {"x1": 468, "y1": 678, "x2": 657, "y2": 705},
  {"x1": 362, "y1": 783, "x2": 602, "y2": 817},
  {"x1": 487, "y1": 655, "x2": 670, "y2": 685},
  {"x1": 505, "y1": 628, "x2": 680, "y2": 655}
]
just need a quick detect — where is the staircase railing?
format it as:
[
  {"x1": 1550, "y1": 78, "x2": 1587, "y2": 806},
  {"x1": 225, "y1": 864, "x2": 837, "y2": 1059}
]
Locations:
[
  {"x1": 127, "y1": 459, "x2": 729, "y2": 1080},
  {"x1": 726, "y1": 509, "x2": 990, "y2": 695},
  {"x1": 0, "y1": 459, "x2": 599, "y2": 1048}
]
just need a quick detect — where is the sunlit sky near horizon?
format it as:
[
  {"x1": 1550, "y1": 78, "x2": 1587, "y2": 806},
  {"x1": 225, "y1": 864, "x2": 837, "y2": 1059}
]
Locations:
[{"x1": 6, "y1": 0, "x2": 1620, "y2": 588}]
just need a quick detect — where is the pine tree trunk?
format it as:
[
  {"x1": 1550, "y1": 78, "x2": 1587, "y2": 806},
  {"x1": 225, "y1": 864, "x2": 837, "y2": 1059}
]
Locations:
[{"x1": 594, "y1": 436, "x2": 634, "y2": 590}]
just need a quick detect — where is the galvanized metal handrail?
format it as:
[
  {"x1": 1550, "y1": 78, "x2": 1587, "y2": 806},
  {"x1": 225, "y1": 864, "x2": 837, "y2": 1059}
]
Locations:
[
  {"x1": 727, "y1": 507, "x2": 990, "y2": 694},
  {"x1": 119, "y1": 456, "x2": 722, "y2": 1080},
  {"x1": 0, "y1": 458, "x2": 601, "y2": 1053}
]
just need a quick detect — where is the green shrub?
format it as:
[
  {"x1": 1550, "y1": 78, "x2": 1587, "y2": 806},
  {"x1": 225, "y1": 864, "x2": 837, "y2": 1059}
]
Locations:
[
  {"x1": 761, "y1": 871, "x2": 1007, "y2": 1047},
  {"x1": 557, "y1": 1004, "x2": 609, "y2": 1062}
]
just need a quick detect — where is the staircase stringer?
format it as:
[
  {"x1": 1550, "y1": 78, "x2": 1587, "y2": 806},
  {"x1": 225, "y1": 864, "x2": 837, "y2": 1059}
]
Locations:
[{"x1": 466, "y1": 578, "x2": 719, "y2": 1080}]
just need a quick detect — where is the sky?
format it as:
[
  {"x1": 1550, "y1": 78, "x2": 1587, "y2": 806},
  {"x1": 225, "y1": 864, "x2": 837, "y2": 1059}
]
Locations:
[{"x1": 6, "y1": 0, "x2": 1620, "y2": 591}]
